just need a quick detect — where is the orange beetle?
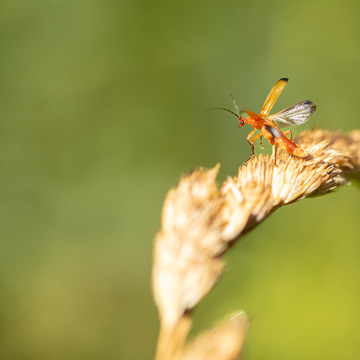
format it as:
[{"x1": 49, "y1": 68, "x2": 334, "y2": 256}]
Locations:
[{"x1": 215, "y1": 78, "x2": 316, "y2": 165}]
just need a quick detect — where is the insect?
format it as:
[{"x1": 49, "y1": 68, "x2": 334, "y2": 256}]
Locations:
[{"x1": 213, "y1": 78, "x2": 316, "y2": 165}]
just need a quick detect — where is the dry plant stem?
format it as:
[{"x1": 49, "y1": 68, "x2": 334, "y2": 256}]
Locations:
[{"x1": 153, "y1": 129, "x2": 360, "y2": 360}]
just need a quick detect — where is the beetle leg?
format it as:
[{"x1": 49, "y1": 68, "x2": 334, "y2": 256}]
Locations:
[
  {"x1": 243, "y1": 153, "x2": 254, "y2": 165},
  {"x1": 283, "y1": 130, "x2": 293, "y2": 141},
  {"x1": 244, "y1": 132, "x2": 263, "y2": 166},
  {"x1": 259, "y1": 135, "x2": 264, "y2": 149},
  {"x1": 246, "y1": 129, "x2": 257, "y2": 155},
  {"x1": 272, "y1": 144, "x2": 278, "y2": 167},
  {"x1": 251, "y1": 133, "x2": 263, "y2": 152}
]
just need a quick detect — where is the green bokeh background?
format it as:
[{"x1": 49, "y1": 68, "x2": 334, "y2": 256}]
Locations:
[{"x1": 0, "y1": 1, "x2": 359, "y2": 359}]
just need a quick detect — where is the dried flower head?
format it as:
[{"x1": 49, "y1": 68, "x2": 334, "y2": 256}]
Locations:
[{"x1": 153, "y1": 129, "x2": 360, "y2": 360}]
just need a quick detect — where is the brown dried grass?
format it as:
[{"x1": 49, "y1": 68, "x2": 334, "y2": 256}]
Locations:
[{"x1": 152, "y1": 129, "x2": 360, "y2": 360}]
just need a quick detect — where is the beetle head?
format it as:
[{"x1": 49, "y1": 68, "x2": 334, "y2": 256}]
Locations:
[{"x1": 238, "y1": 116, "x2": 245, "y2": 127}]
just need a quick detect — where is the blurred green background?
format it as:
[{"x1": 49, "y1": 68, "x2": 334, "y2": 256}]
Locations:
[{"x1": 0, "y1": 0, "x2": 359, "y2": 359}]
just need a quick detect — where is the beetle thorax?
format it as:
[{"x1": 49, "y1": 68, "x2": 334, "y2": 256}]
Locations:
[{"x1": 245, "y1": 116, "x2": 263, "y2": 129}]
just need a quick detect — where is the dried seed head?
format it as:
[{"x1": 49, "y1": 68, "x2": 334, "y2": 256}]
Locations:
[
  {"x1": 153, "y1": 165, "x2": 226, "y2": 327},
  {"x1": 179, "y1": 312, "x2": 247, "y2": 360},
  {"x1": 153, "y1": 129, "x2": 360, "y2": 360}
]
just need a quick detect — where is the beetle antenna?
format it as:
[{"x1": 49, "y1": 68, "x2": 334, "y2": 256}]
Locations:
[
  {"x1": 228, "y1": 91, "x2": 240, "y2": 115},
  {"x1": 205, "y1": 107, "x2": 239, "y2": 118}
]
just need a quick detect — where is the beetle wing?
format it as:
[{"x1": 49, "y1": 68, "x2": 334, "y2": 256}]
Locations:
[
  {"x1": 243, "y1": 109, "x2": 263, "y2": 121},
  {"x1": 267, "y1": 100, "x2": 316, "y2": 128},
  {"x1": 260, "y1": 78, "x2": 288, "y2": 117}
]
